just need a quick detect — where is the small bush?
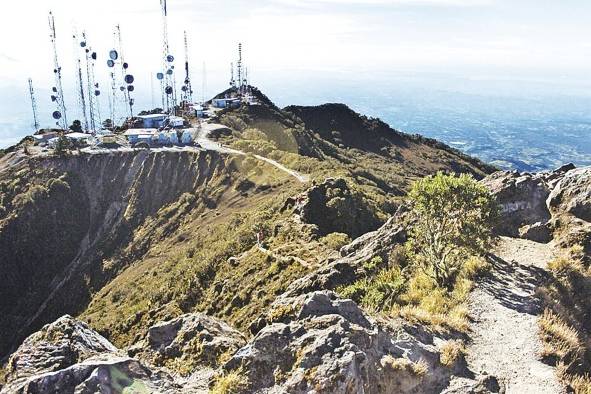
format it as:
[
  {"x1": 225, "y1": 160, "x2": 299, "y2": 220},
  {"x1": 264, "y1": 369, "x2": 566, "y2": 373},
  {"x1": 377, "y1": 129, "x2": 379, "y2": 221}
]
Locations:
[
  {"x1": 211, "y1": 369, "x2": 249, "y2": 394},
  {"x1": 439, "y1": 340, "x2": 466, "y2": 367},
  {"x1": 321, "y1": 232, "x2": 351, "y2": 251}
]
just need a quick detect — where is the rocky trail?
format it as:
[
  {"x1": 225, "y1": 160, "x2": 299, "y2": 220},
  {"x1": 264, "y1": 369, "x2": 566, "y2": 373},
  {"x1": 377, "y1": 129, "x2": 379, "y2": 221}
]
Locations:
[{"x1": 460, "y1": 237, "x2": 565, "y2": 393}]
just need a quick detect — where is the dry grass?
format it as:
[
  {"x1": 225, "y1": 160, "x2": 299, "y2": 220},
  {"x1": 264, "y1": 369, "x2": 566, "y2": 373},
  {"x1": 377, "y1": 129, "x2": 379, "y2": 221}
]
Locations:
[
  {"x1": 439, "y1": 340, "x2": 466, "y2": 367},
  {"x1": 210, "y1": 369, "x2": 249, "y2": 394},
  {"x1": 381, "y1": 355, "x2": 429, "y2": 377},
  {"x1": 538, "y1": 250, "x2": 591, "y2": 393}
]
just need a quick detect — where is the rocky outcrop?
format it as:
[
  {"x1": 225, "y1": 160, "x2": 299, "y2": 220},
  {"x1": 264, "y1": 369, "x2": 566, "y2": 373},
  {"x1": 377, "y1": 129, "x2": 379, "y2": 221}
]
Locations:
[
  {"x1": 226, "y1": 291, "x2": 455, "y2": 394},
  {"x1": 129, "y1": 313, "x2": 246, "y2": 371},
  {"x1": 0, "y1": 315, "x2": 179, "y2": 393},
  {"x1": 289, "y1": 178, "x2": 383, "y2": 238},
  {"x1": 277, "y1": 209, "x2": 408, "y2": 302},
  {"x1": 481, "y1": 170, "x2": 551, "y2": 237}
]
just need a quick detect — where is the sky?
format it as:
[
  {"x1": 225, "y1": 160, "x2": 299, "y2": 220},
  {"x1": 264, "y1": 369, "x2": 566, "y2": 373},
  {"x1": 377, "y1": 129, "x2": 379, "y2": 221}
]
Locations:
[{"x1": 1, "y1": 0, "x2": 590, "y2": 137}]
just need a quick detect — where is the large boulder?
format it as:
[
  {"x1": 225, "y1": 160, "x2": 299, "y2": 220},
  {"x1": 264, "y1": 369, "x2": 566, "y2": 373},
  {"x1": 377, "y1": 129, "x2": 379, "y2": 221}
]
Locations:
[
  {"x1": 129, "y1": 313, "x2": 246, "y2": 373},
  {"x1": 547, "y1": 167, "x2": 591, "y2": 222},
  {"x1": 1, "y1": 315, "x2": 179, "y2": 393},
  {"x1": 481, "y1": 171, "x2": 551, "y2": 237},
  {"x1": 226, "y1": 291, "x2": 455, "y2": 394},
  {"x1": 293, "y1": 178, "x2": 383, "y2": 238}
]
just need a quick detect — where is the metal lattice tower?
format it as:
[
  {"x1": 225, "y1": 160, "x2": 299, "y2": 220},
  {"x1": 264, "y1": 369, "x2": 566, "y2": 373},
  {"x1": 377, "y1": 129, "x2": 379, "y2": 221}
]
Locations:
[
  {"x1": 27, "y1": 78, "x2": 40, "y2": 132},
  {"x1": 202, "y1": 61, "x2": 207, "y2": 104},
  {"x1": 182, "y1": 31, "x2": 193, "y2": 105},
  {"x1": 115, "y1": 25, "x2": 134, "y2": 119},
  {"x1": 229, "y1": 62, "x2": 236, "y2": 88},
  {"x1": 160, "y1": 0, "x2": 175, "y2": 115},
  {"x1": 82, "y1": 31, "x2": 101, "y2": 133},
  {"x1": 48, "y1": 12, "x2": 68, "y2": 129},
  {"x1": 237, "y1": 43, "x2": 243, "y2": 93},
  {"x1": 73, "y1": 29, "x2": 89, "y2": 131}
]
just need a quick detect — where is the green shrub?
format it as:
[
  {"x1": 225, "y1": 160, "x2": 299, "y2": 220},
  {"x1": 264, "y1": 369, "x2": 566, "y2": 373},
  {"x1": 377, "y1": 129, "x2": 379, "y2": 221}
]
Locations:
[{"x1": 406, "y1": 172, "x2": 498, "y2": 289}]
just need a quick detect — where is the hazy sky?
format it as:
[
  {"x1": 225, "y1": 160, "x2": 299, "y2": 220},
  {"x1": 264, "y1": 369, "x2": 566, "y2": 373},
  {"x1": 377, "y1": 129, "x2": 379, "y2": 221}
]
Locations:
[
  {"x1": 2, "y1": 0, "x2": 591, "y2": 86},
  {"x1": 0, "y1": 0, "x2": 590, "y2": 136}
]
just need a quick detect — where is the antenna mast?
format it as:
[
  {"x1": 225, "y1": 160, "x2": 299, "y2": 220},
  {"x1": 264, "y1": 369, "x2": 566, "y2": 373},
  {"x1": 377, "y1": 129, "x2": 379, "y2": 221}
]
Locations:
[
  {"x1": 48, "y1": 12, "x2": 68, "y2": 129},
  {"x1": 202, "y1": 61, "x2": 207, "y2": 103},
  {"x1": 229, "y1": 62, "x2": 235, "y2": 88},
  {"x1": 81, "y1": 32, "x2": 101, "y2": 133},
  {"x1": 115, "y1": 25, "x2": 135, "y2": 119},
  {"x1": 73, "y1": 29, "x2": 89, "y2": 132},
  {"x1": 28, "y1": 78, "x2": 40, "y2": 132},
  {"x1": 160, "y1": 0, "x2": 175, "y2": 115},
  {"x1": 237, "y1": 43, "x2": 243, "y2": 93},
  {"x1": 182, "y1": 31, "x2": 193, "y2": 106}
]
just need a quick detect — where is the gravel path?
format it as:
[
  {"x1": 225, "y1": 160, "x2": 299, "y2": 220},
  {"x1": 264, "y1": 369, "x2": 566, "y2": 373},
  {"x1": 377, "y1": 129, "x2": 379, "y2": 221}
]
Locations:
[{"x1": 463, "y1": 237, "x2": 565, "y2": 393}]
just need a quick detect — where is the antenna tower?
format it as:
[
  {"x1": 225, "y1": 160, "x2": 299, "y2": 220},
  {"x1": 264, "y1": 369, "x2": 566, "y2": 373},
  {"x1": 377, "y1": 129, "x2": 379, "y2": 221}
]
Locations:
[
  {"x1": 160, "y1": 0, "x2": 175, "y2": 115},
  {"x1": 73, "y1": 30, "x2": 89, "y2": 131},
  {"x1": 28, "y1": 78, "x2": 40, "y2": 132},
  {"x1": 229, "y1": 62, "x2": 235, "y2": 88},
  {"x1": 237, "y1": 43, "x2": 243, "y2": 93},
  {"x1": 115, "y1": 25, "x2": 135, "y2": 119},
  {"x1": 48, "y1": 12, "x2": 68, "y2": 129},
  {"x1": 181, "y1": 31, "x2": 193, "y2": 106},
  {"x1": 81, "y1": 31, "x2": 101, "y2": 133},
  {"x1": 202, "y1": 61, "x2": 207, "y2": 103}
]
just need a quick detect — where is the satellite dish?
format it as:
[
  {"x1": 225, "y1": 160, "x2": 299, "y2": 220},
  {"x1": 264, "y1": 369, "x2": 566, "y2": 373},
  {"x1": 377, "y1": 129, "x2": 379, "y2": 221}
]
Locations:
[
  {"x1": 166, "y1": 69, "x2": 173, "y2": 75},
  {"x1": 123, "y1": 62, "x2": 129, "y2": 69},
  {"x1": 127, "y1": 85, "x2": 134, "y2": 92},
  {"x1": 107, "y1": 60, "x2": 115, "y2": 68},
  {"x1": 80, "y1": 41, "x2": 86, "y2": 48},
  {"x1": 51, "y1": 95, "x2": 57, "y2": 102},
  {"x1": 95, "y1": 83, "x2": 99, "y2": 88},
  {"x1": 157, "y1": 72, "x2": 164, "y2": 80},
  {"x1": 95, "y1": 90, "x2": 100, "y2": 96},
  {"x1": 109, "y1": 50, "x2": 118, "y2": 60},
  {"x1": 181, "y1": 86, "x2": 187, "y2": 92},
  {"x1": 52, "y1": 87, "x2": 58, "y2": 92},
  {"x1": 124, "y1": 75, "x2": 134, "y2": 84},
  {"x1": 166, "y1": 55, "x2": 174, "y2": 62},
  {"x1": 165, "y1": 86, "x2": 173, "y2": 95},
  {"x1": 91, "y1": 52, "x2": 97, "y2": 60},
  {"x1": 52, "y1": 111, "x2": 62, "y2": 120},
  {"x1": 120, "y1": 86, "x2": 126, "y2": 91}
]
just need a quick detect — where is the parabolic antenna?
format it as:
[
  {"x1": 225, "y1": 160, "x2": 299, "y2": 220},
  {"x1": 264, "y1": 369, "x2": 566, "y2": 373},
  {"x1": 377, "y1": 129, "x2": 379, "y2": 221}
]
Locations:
[
  {"x1": 166, "y1": 55, "x2": 174, "y2": 62},
  {"x1": 165, "y1": 86, "x2": 173, "y2": 95},
  {"x1": 95, "y1": 90, "x2": 100, "y2": 96},
  {"x1": 124, "y1": 75, "x2": 134, "y2": 84},
  {"x1": 166, "y1": 69, "x2": 173, "y2": 75},
  {"x1": 109, "y1": 50, "x2": 118, "y2": 60},
  {"x1": 52, "y1": 111, "x2": 62, "y2": 120},
  {"x1": 107, "y1": 60, "x2": 115, "y2": 68},
  {"x1": 80, "y1": 41, "x2": 86, "y2": 48},
  {"x1": 91, "y1": 52, "x2": 97, "y2": 60},
  {"x1": 52, "y1": 87, "x2": 57, "y2": 92},
  {"x1": 123, "y1": 62, "x2": 129, "y2": 69},
  {"x1": 127, "y1": 85, "x2": 134, "y2": 92},
  {"x1": 51, "y1": 95, "x2": 57, "y2": 102},
  {"x1": 157, "y1": 73, "x2": 164, "y2": 80},
  {"x1": 120, "y1": 86, "x2": 126, "y2": 91}
]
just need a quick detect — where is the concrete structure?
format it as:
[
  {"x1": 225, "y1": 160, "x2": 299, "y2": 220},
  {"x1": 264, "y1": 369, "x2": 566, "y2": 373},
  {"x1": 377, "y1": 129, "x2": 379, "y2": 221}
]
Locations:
[{"x1": 123, "y1": 128, "x2": 158, "y2": 145}]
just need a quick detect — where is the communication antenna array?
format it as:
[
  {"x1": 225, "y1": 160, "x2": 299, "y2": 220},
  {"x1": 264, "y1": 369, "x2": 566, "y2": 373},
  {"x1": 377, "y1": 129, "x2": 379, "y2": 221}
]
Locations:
[
  {"x1": 28, "y1": 78, "x2": 40, "y2": 132},
  {"x1": 48, "y1": 12, "x2": 68, "y2": 129}
]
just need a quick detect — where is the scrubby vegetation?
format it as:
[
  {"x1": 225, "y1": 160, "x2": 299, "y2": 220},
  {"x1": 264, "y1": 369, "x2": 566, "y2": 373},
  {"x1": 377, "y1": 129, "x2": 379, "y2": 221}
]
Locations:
[
  {"x1": 537, "y1": 246, "x2": 591, "y2": 392},
  {"x1": 210, "y1": 368, "x2": 249, "y2": 394},
  {"x1": 339, "y1": 173, "x2": 495, "y2": 332}
]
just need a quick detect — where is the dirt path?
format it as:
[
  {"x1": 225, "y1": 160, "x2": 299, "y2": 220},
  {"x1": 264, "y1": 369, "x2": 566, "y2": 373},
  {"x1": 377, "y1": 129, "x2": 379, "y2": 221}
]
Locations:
[
  {"x1": 193, "y1": 124, "x2": 310, "y2": 183},
  {"x1": 462, "y1": 237, "x2": 565, "y2": 393}
]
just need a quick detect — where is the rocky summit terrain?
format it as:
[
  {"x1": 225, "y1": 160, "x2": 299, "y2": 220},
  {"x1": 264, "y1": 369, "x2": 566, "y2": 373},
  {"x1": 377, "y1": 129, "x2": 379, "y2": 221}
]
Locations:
[{"x1": 0, "y1": 88, "x2": 589, "y2": 393}]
